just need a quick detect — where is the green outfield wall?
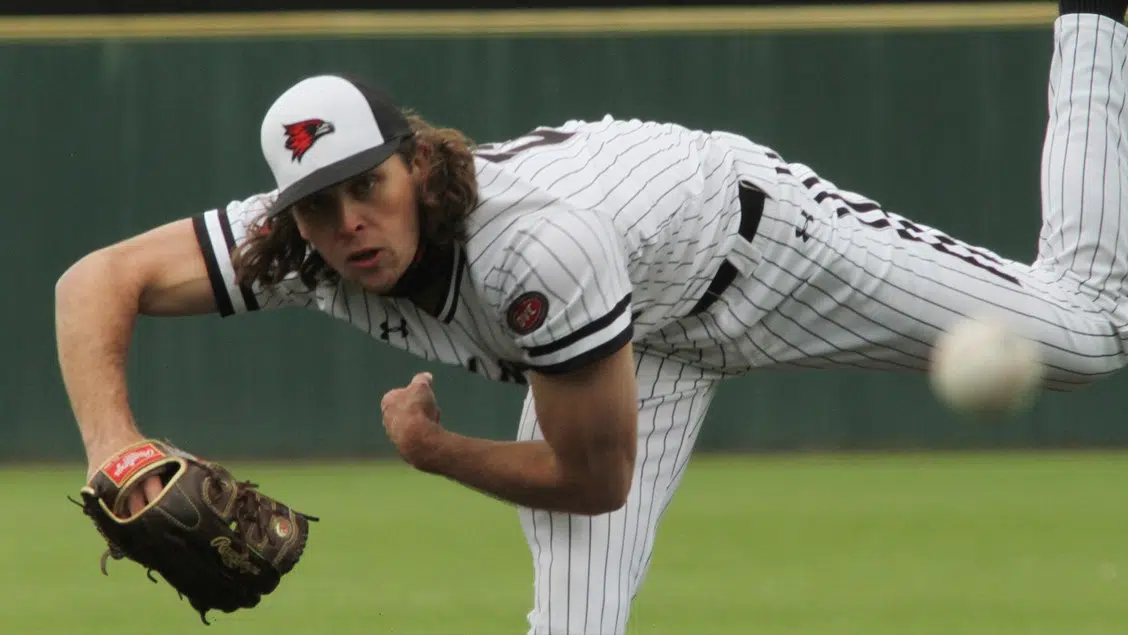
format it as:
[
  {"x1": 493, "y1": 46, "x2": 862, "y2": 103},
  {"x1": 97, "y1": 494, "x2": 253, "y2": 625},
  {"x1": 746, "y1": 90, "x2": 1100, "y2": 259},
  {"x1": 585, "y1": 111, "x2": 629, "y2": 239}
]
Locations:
[{"x1": 5, "y1": 5, "x2": 1125, "y2": 461}]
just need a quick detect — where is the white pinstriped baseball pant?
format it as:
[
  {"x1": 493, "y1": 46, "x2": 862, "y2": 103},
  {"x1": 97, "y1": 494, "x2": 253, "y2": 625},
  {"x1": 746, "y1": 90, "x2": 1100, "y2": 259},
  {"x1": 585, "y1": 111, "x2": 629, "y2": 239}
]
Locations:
[{"x1": 517, "y1": 14, "x2": 1128, "y2": 635}]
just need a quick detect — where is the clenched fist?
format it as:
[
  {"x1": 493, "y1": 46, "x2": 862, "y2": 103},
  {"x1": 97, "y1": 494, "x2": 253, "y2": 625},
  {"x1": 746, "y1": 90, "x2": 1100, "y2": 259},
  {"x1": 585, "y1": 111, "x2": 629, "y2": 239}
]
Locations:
[{"x1": 380, "y1": 372, "x2": 444, "y2": 469}]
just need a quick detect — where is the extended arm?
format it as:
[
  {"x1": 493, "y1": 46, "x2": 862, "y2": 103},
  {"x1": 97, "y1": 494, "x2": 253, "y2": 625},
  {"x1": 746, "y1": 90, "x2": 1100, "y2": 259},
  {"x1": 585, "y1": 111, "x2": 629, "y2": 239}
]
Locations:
[{"x1": 56, "y1": 218, "x2": 218, "y2": 474}]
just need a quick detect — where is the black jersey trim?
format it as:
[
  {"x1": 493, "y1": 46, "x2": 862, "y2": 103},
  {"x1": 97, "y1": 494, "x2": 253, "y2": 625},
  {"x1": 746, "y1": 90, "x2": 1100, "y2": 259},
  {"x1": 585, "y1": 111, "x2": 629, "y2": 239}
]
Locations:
[
  {"x1": 525, "y1": 325, "x2": 633, "y2": 375},
  {"x1": 192, "y1": 213, "x2": 234, "y2": 317},
  {"x1": 216, "y1": 210, "x2": 260, "y2": 312}
]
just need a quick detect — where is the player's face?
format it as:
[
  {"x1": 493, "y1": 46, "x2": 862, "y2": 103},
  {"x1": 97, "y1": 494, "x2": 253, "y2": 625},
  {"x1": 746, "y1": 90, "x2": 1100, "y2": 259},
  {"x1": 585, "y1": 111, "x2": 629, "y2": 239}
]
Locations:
[{"x1": 291, "y1": 155, "x2": 423, "y2": 293}]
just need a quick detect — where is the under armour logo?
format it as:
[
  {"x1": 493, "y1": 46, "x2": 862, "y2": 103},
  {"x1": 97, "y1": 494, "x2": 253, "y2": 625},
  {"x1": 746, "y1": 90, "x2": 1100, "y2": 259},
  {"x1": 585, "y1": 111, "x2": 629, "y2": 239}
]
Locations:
[
  {"x1": 378, "y1": 318, "x2": 409, "y2": 341},
  {"x1": 795, "y1": 211, "x2": 813, "y2": 242}
]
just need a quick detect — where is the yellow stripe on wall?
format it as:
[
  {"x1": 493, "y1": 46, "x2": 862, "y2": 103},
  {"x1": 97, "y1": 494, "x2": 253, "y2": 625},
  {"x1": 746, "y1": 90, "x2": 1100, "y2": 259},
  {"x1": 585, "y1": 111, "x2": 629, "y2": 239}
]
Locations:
[{"x1": 0, "y1": 4, "x2": 1059, "y2": 41}]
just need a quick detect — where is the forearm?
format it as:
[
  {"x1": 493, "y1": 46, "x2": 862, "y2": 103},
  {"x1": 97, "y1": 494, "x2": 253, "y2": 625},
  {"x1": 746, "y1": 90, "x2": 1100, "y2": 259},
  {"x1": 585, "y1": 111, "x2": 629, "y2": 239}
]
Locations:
[
  {"x1": 55, "y1": 250, "x2": 144, "y2": 466},
  {"x1": 416, "y1": 431, "x2": 622, "y2": 515}
]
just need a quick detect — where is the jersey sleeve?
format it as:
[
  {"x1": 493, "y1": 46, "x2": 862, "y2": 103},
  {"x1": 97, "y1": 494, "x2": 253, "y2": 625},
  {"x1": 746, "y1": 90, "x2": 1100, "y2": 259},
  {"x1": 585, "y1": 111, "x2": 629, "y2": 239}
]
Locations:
[
  {"x1": 489, "y1": 211, "x2": 634, "y2": 374},
  {"x1": 190, "y1": 191, "x2": 316, "y2": 317}
]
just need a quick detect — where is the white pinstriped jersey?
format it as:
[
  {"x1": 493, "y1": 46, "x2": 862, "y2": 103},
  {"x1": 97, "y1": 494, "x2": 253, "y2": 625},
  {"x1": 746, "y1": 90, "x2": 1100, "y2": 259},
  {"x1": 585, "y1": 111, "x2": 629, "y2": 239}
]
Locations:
[{"x1": 194, "y1": 116, "x2": 786, "y2": 381}]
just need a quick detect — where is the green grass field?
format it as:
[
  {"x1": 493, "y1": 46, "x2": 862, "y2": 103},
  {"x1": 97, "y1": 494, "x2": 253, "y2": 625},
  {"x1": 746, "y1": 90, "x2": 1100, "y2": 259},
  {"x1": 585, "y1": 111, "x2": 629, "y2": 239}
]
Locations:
[{"x1": 2, "y1": 452, "x2": 1125, "y2": 635}]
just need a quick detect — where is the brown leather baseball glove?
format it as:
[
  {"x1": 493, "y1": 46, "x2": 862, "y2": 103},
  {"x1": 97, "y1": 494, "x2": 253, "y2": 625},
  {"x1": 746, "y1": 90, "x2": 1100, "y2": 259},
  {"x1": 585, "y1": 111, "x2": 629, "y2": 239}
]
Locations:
[{"x1": 73, "y1": 440, "x2": 318, "y2": 624}]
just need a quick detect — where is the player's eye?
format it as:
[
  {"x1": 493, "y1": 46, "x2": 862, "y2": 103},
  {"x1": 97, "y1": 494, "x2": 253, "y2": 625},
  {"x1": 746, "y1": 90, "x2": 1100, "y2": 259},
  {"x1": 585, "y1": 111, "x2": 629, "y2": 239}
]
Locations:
[
  {"x1": 293, "y1": 191, "x2": 337, "y2": 221},
  {"x1": 348, "y1": 172, "x2": 379, "y2": 200}
]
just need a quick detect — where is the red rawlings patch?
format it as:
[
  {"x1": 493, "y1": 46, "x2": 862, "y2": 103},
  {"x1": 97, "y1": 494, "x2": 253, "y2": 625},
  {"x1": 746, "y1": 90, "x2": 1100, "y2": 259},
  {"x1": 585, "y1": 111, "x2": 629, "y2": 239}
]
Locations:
[
  {"x1": 506, "y1": 291, "x2": 549, "y2": 335},
  {"x1": 103, "y1": 443, "x2": 165, "y2": 486}
]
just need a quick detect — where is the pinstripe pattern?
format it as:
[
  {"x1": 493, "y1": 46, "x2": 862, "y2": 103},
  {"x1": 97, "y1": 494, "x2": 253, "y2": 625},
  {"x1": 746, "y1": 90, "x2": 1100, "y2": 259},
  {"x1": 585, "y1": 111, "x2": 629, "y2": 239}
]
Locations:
[
  {"x1": 643, "y1": 16, "x2": 1128, "y2": 394},
  {"x1": 1043, "y1": 14, "x2": 1128, "y2": 300},
  {"x1": 184, "y1": 14, "x2": 1128, "y2": 634},
  {"x1": 517, "y1": 352, "x2": 719, "y2": 635}
]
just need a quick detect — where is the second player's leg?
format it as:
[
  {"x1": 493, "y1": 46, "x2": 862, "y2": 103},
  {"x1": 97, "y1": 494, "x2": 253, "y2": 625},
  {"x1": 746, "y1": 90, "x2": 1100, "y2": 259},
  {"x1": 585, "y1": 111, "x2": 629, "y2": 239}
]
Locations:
[{"x1": 516, "y1": 354, "x2": 720, "y2": 635}]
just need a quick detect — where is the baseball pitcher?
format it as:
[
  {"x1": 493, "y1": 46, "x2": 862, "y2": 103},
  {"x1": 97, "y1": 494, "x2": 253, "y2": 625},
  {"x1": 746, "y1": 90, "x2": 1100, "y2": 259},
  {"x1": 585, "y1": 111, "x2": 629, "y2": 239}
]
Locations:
[{"x1": 56, "y1": 2, "x2": 1128, "y2": 632}]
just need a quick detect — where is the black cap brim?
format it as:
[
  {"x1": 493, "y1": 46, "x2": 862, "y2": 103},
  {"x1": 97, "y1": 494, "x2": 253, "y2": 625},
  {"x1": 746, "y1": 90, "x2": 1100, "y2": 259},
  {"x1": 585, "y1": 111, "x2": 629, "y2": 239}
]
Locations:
[{"x1": 267, "y1": 136, "x2": 404, "y2": 217}]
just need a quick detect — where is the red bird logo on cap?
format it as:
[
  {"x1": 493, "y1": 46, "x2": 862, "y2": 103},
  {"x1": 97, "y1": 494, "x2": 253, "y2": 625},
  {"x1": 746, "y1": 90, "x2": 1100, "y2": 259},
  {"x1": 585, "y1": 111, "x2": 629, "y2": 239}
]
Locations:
[{"x1": 282, "y1": 118, "x2": 335, "y2": 162}]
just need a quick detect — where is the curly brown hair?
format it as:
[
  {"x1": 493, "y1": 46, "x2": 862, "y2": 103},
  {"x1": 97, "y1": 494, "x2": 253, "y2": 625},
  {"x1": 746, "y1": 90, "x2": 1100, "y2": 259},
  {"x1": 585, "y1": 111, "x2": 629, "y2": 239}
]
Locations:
[{"x1": 232, "y1": 112, "x2": 479, "y2": 290}]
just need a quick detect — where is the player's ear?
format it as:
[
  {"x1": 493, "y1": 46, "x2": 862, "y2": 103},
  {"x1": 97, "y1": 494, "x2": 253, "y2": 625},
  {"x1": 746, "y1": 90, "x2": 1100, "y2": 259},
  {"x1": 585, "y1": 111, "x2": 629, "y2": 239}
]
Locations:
[
  {"x1": 408, "y1": 142, "x2": 432, "y2": 178},
  {"x1": 290, "y1": 209, "x2": 312, "y2": 242}
]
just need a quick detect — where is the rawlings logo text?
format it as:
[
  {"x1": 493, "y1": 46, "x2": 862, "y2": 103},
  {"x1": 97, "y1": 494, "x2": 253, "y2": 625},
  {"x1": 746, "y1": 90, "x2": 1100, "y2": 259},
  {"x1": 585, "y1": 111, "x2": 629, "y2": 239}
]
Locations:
[{"x1": 104, "y1": 443, "x2": 165, "y2": 485}]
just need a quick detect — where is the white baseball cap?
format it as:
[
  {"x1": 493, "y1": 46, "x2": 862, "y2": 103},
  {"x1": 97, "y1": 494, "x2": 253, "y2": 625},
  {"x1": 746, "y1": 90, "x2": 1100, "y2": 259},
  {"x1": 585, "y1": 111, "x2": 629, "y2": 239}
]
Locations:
[{"x1": 259, "y1": 74, "x2": 412, "y2": 217}]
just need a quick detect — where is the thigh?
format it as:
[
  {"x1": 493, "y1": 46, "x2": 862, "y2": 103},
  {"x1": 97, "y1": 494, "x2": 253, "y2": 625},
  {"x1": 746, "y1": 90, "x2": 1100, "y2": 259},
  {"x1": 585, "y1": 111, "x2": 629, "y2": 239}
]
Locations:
[{"x1": 516, "y1": 353, "x2": 720, "y2": 635}]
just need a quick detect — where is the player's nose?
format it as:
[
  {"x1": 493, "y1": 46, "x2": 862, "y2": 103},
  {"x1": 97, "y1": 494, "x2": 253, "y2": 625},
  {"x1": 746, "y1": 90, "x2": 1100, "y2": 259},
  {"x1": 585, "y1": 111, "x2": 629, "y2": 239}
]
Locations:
[{"x1": 335, "y1": 198, "x2": 367, "y2": 234}]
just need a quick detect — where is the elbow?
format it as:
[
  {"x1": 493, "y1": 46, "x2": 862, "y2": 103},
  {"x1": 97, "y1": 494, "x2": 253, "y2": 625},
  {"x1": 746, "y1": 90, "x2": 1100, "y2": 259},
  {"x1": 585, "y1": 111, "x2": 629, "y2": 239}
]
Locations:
[
  {"x1": 55, "y1": 247, "x2": 137, "y2": 324},
  {"x1": 576, "y1": 483, "x2": 630, "y2": 516},
  {"x1": 56, "y1": 256, "x2": 83, "y2": 299},
  {"x1": 57, "y1": 249, "x2": 113, "y2": 296},
  {"x1": 55, "y1": 251, "x2": 100, "y2": 307},
  {"x1": 572, "y1": 460, "x2": 634, "y2": 516},
  {"x1": 587, "y1": 485, "x2": 630, "y2": 516}
]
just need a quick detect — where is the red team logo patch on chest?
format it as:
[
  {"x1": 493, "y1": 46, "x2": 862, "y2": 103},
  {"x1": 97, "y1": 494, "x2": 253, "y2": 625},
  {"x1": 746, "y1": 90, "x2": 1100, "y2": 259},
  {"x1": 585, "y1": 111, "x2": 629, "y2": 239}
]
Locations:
[
  {"x1": 103, "y1": 443, "x2": 166, "y2": 486},
  {"x1": 282, "y1": 118, "x2": 335, "y2": 162},
  {"x1": 507, "y1": 291, "x2": 549, "y2": 335}
]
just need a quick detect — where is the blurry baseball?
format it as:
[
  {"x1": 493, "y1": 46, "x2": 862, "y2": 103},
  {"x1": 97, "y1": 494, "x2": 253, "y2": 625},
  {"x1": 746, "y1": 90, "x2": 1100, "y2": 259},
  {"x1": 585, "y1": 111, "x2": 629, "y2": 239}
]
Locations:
[{"x1": 929, "y1": 316, "x2": 1045, "y2": 418}]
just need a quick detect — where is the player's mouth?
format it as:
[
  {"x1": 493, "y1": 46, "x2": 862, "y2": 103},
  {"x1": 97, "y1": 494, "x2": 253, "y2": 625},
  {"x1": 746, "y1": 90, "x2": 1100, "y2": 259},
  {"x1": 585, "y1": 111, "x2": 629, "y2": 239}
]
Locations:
[{"x1": 346, "y1": 248, "x2": 383, "y2": 268}]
